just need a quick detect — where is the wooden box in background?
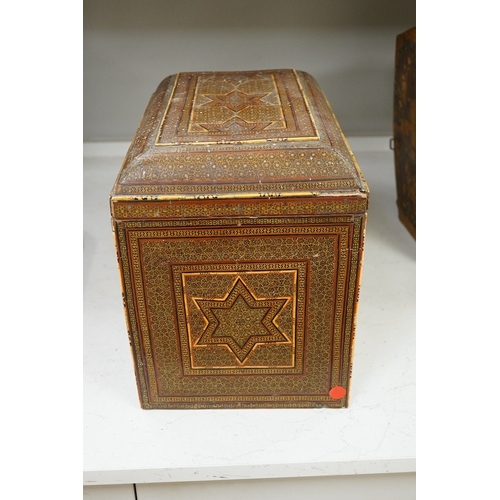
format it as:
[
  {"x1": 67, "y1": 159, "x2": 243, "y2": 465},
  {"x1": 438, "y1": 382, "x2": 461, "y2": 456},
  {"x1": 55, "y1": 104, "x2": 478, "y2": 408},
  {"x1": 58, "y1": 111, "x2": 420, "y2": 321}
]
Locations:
[
  {"x1": 393, "y1": 27, "x2": 416, "y2": 239},
  {"x1": 110, "y1": 69, "x2": 369, "y2": 409}
]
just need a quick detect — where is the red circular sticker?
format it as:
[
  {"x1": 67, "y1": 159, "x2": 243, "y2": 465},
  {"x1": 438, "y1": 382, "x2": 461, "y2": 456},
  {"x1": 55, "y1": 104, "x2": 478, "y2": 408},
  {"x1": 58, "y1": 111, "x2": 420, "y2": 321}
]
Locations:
[{"x1": 329, "y1": 386, "x2": 346, "y2": 399}]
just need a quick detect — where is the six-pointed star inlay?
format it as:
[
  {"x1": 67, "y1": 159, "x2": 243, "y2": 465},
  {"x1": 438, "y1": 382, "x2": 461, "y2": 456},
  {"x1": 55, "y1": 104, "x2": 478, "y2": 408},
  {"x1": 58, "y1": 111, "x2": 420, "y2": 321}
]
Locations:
[
  {"x1": 203, "y1": 90, "x2": 269, "y2": 112},
  {"x1": 193, "y1": 277, "x2": 291, "y2": 363},
  {"x1": 197, "y1": 116, "x2": 273, "y2": 133}
]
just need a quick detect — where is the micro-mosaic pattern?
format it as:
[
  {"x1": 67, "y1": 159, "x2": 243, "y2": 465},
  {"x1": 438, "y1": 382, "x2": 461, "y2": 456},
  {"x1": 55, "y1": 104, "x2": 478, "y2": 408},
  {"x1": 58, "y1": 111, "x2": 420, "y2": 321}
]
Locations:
[
  {"x1": 114, "y1": 215, "x2": 364, "y2": 408},
  {"x1": 110, "y1": 69, "x2": 369, "y2": 409},
  {"x1": 111, "y1": 69, "x2": 367, "y2": 198}
]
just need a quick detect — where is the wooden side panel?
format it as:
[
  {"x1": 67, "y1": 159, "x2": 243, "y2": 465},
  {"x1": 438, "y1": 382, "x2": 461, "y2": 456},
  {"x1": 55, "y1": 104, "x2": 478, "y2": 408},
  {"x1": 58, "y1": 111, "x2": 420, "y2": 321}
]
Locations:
[
  {"x1": 393, "y1": 27, "x2": 416, "y2": 239},
  {"x1": 113, "y1": 210, "x2": 367, "y2": 409}
]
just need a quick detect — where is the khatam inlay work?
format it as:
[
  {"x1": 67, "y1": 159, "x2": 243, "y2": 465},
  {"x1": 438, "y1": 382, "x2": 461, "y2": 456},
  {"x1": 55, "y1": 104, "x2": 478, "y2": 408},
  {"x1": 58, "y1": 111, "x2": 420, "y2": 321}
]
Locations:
[
  {"x1": 115, "y1": 215, "x2": 362, "y2": 407},
  {"x1": 193, "y1": 277, "x2": 290, "y2": 362},
  {"x1": 172, "y1": 263, "x2": 307, "y2": 373},
  {"x1": 112, "y1": 69, "x2": 366, "y2": 198},
  {"x1": 189, "y1": 274, "x2": 292, "y2": 365},
  {"x1": 110, "y1": 69, "x2": 369, "y2": 409},
  {"x1": 156, "y1": 70, "x2": 318, "y2": 144},
  {"x1": 187, "y1": 73, "x2": 288, "y2": 133}
]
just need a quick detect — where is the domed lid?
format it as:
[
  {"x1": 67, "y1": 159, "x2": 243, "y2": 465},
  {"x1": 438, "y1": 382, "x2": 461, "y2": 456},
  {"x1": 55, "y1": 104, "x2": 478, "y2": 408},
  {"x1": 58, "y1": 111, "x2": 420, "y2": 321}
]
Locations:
[{"x1": 111, "y1": 69, "x2": 368, "y2": 201}]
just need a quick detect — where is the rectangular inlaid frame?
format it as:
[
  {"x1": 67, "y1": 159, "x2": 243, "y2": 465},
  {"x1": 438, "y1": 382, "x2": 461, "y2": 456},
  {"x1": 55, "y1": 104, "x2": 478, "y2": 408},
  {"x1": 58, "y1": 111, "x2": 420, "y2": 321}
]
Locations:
[
  {"x1": 171, "y1": 262, "x2": 308, "y2": 374},
  {"x1": 114, "y1": 213, "x2": 364, "y2": 409},
  {"x1": 155, "y1": 70, "x2": 319, "y2": 146}
]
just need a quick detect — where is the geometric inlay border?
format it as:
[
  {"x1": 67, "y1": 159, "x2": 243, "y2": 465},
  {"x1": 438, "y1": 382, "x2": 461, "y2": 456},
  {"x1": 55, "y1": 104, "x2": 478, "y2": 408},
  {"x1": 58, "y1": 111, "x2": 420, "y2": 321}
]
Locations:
[
  {"x1": 171, "y1": 262, "x2": 307, "y2": 374},
  {"x1": 156, "y1": 70, "x2": 319, "y2": 146},
  {"x1": 117, "y1": 216, "x2": 363, "y2": 408}
]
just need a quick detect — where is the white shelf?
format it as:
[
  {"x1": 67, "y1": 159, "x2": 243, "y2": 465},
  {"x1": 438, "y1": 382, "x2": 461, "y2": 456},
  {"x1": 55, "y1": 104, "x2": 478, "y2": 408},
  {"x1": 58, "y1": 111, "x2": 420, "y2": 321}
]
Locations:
[{"x1": 83, "y1": 138, "x2": 415, "y2": 486}]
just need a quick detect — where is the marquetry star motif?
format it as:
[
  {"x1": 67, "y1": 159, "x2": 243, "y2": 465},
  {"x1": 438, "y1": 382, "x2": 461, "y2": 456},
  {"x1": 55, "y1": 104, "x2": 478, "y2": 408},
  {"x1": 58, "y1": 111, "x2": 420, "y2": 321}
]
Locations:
[
  {"x1": 201, "y1": 74, "x2": 252, "y2": 88},
  {"x1": 197, "y1": 116, "x2": 273, "y2": 133},
  {"x1": 193, "y1": 277, "x2": 290, "y2": 363},
  {"x1": 203, "y1": 90, "x2": 269, "y2": 112}
]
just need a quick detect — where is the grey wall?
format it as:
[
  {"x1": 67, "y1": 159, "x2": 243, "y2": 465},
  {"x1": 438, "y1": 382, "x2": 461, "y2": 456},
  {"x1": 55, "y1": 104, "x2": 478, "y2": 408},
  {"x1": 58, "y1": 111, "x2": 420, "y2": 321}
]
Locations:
[{"x1": 83, "y1": 0, "x2": 415, "y2": 142}]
